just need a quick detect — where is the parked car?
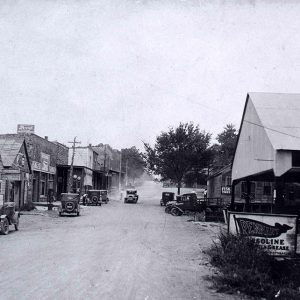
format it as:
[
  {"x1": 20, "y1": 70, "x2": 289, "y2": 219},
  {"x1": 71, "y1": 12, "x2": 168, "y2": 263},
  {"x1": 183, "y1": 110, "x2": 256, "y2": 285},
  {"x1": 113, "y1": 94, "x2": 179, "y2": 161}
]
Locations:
[
  {"x1": 124, "y1": 189, "x2": 139, "y2": 204},
  {"x1": 0, "y1": 202, "x2": 20, "y2": 235},
  {"x1": 166, "y1": 193, "x2": 202, "y2": 216},
  {"x1": 99, "y1": 190, "x2": 109, "y2": 204},
  {"x1": 160, "y1": 192, "x2": 175, "y2": 206},
  {"x1": 59, "y1": 193, "x2": 81, "y2": 216},
  {"x1": 86, "y1": 190, "x2": 102, "y2": 206}
]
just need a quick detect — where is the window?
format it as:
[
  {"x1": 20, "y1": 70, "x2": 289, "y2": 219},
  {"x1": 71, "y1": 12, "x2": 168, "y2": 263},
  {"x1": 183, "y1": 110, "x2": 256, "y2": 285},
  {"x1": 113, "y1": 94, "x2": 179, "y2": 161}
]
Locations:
[
  {"x1": 292, "y1": 151, "x2": 300, "y2": 167},
  {"x1": 263, "y1": 185, "x2": 271, "y2": 196},
  {"x1": 225, "y1": 176, "x2": 232, "y2": 186}
]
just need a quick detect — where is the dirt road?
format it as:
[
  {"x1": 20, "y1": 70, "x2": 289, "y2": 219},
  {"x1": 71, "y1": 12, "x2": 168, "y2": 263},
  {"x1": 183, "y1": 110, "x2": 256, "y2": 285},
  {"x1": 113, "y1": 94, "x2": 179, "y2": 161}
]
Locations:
[{"x1": 0, "y1": 181, "x2": 235, "y2": 300}]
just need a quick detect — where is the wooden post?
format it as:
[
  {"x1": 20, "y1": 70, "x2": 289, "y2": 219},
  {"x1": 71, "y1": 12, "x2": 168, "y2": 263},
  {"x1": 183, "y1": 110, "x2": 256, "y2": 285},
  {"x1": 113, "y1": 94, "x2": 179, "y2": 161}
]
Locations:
[{"x1": 230, "y1": 180, "x2": 236, "y2": 210}]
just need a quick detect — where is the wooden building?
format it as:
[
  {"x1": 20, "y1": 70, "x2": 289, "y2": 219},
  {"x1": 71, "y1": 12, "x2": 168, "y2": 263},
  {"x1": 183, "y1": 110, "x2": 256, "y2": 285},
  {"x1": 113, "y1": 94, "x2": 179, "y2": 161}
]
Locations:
[
  {"x1": 0, "y1": 136, "x2": 31, "y2": 209},
  {"x1": 231, "y1": 92, "x2": 300, "y2": 214}
]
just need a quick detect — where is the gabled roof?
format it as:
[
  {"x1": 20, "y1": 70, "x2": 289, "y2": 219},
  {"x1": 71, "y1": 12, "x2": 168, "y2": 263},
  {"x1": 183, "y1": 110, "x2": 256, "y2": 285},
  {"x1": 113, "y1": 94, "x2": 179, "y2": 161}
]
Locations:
[
  {"x1": 0, "y1": 136, "x2": 26, "y2": 167},
  {"x1": 248, "y1": 92, "x2": 300, "y2": 150}
]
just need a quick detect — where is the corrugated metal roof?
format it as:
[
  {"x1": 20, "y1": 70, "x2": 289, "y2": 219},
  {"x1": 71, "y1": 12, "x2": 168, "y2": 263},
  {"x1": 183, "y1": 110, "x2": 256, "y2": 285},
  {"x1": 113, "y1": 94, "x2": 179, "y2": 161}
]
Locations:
[
  {"x1": 249, "y1": 92, "x2": 300, "y2": 150},
  {"x1": 0, "y1": 136, "x2": 24, "y2": 167}
]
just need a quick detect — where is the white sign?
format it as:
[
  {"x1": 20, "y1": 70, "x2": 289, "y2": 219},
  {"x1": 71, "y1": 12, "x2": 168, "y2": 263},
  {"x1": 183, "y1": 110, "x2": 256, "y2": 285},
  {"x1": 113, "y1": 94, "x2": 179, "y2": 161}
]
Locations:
[
  {"x1": 17, "y1": 124, "x2": 35, "y2": 134},
  {"x1": 228, "y1": 211, "x2": 297, "y2": 256},
  {"x1": 221, "y1": 186, "x2": 231, "y2": 195}
]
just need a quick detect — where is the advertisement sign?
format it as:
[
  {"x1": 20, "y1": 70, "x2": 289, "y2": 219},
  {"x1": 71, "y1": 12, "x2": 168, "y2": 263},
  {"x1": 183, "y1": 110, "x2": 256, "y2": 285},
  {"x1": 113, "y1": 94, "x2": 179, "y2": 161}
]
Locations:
[
  {"x1": 31, "y1": 153, "x2": 55, "y2": 174},
  {"x1": 1, "y1": 173, "x2": 21, "y2": 181},
  {"x1": 221, "y1": 186, "x2": 231, "y2": 195},
  {"x1": 41, "y1": 153, "x2": 50, "y2": 172},
  {"x1": 17, "y1": 124, "x2": 35, "y2": 134},
  {"x1": 228, "y1": 212, "x2": 297, "y2": 256}
]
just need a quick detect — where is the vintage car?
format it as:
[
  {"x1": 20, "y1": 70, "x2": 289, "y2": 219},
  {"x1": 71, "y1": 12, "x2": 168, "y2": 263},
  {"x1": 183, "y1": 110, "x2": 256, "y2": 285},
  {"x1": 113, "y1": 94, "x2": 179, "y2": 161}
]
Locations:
[
  {"x1": 165, "y1": 193, "x2": 201, "y2": 216},
  {"x1": 86, "y1": 190, "x2": 102, "y2": 206},
  {"x1": 58, "y1": 193, "x2": 81, "y2": 216},
  {"x1": 0, "y1": 202, "x2": 20, "y2": 235},
  {"x1": 160, "y1": 192, "x2": 175, "y2": 206},
  {"x1": 99, "y1": 190, "x2": 109, "y2": 204},
  {"x1": 124, "y1": 189, "x2": 139, "y2": 204}
]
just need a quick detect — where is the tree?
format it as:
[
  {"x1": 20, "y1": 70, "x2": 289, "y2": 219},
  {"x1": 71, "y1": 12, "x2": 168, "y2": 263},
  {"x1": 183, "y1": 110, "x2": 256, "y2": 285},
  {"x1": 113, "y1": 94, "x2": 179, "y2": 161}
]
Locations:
[
  {"x1": 121, "y1": 147, "x2": 145, "y2": 185},
  {"x1": 143, "y1": 122, "x2": 212, "y2": 194},
  {"x1": 212, "y1": 124, "x2": 238, "y2": 166}
]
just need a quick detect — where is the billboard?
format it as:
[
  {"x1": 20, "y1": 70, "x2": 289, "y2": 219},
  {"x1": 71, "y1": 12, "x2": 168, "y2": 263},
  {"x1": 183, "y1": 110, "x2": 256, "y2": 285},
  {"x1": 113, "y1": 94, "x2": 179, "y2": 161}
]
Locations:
[
  {"x1": 228, "y1": 211, "x2": 297, "y2": 256},
  {"x1": 17, "y1": 124, "x2": 35, "y2": 134}
]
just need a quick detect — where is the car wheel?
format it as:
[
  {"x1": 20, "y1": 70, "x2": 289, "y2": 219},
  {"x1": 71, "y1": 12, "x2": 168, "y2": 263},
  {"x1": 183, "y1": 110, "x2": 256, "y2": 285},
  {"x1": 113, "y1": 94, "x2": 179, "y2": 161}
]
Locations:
[
  {"x1": 165, "y1": 206, "x2": 171, "y2": 214},
  {"x1": 0, "y1": 218, "x2": 9, "y2": 235},
  {"x1": 14, "y1": 216, "x2": 19, "y2": 231},
  {"x1": 171, "y1": 207, "x2": 181, "y2": 216}
]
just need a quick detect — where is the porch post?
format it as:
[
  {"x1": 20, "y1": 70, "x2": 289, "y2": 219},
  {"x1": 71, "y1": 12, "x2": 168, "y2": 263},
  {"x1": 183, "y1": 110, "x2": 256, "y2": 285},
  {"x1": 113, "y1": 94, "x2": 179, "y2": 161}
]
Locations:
[
  {"x1": 245, "y1": 180, "x2": 251, "y2": 212},
  {"x1": 230, "y1": 180, "x2": 236, "y2": 210}
]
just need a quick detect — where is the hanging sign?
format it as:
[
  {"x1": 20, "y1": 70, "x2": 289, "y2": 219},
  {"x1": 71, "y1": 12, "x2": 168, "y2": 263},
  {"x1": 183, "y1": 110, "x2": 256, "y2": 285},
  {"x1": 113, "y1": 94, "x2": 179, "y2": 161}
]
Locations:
[{"x1": 228, "y1": 211, "x2": 297, "y2": 256}]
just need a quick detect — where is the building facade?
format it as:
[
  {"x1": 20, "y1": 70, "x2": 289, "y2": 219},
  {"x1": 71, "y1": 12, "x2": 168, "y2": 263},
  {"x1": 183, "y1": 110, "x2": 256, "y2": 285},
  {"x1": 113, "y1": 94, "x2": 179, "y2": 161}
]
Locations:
[
  {"x1": 0, "y1": 133, "x2": 68, "y2": 203},
  {"x1": 0, "y1": 136, "x2": 31, "y2": 208}
]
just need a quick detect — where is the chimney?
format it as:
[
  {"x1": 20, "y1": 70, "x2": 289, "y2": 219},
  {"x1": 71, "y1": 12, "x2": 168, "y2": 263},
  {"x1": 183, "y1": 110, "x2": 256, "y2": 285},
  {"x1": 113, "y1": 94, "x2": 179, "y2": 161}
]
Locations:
[{"x1": 45, "y1": 136, "x2": 48, "y2": 141}]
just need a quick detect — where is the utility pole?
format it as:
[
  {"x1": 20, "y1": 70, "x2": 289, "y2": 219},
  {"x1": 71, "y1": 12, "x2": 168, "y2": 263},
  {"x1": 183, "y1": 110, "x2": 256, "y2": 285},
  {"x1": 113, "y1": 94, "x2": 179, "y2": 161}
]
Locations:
[
  {"x1": 118, "y1": 150, "x2": 122, "y2": 191},
  {"x1": 125, "y1": 159, "x2": 128, "y2": 187},
  {"x1": 67, "y1": 137, "x2": 81, "y2": 193},
  {"x1": 103, "y1": 144, "x2": 107, "y2": 190}
]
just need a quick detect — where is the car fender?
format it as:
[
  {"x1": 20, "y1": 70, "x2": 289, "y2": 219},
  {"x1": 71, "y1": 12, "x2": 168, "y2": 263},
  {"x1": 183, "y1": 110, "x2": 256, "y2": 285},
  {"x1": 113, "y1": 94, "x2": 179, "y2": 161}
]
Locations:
[
  {"x1": 0, "y1": 215, "x2": 7, "y2": 221},
  {"x1": 173, "y1": 206, "x2": 184, "y2": 213}
]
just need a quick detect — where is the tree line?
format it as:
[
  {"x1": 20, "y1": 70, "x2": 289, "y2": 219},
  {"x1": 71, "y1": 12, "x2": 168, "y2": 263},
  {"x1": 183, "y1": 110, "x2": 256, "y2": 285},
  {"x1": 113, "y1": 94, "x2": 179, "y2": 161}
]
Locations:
[{"x1": 122, "y1": 122, "x2": 238, "y2": 194}]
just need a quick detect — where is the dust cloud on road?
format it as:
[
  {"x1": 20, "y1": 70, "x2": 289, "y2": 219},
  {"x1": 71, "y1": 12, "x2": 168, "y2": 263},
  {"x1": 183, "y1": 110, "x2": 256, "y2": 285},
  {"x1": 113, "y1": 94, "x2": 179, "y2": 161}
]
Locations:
[{"x1": 0, "y1": 181, "x2": 236, "y2": 300}]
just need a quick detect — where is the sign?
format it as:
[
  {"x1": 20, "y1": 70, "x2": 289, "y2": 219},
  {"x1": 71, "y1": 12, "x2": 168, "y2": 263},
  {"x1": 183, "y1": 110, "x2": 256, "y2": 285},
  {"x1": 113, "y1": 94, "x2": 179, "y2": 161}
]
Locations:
[
  {"x1": 41, "y1": 152, "x2": 50, "y2": 172},
  {"x1": 228, "y1": 212, "x2": 297, "y2": 256},
  {"x1": 1, "y1": 173, "x2": 21, "y2": 181},
  {"x1": 17, "y1": 124, "x2": 35, "y2": 134},
  {"x1": 221, "y1": 186, "x2": 231, "y2": 195},
  {"x1": 31, "y1": 152, "x2": 55, "y2": 174}
]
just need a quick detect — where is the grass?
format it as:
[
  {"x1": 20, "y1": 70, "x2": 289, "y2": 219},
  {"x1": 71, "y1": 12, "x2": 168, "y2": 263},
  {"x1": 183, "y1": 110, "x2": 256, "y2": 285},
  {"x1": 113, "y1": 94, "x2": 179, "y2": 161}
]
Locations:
[{"x1": 206, "y1": 231, "x2": 300, "y2": 299}]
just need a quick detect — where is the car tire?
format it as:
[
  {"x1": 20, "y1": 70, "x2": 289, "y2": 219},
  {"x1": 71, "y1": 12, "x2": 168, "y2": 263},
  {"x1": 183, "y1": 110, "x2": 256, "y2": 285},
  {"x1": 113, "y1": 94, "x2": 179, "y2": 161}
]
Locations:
[
  {"x1": 14, "y1": 217, "x2": 19, "y2": 231},
  {"x1": 77, "y1": 211, "x2": 80, "y2": 216},
  {"x1": 165, "y1": 207, "x2": 171, "y2": 214},
  {"x1": 0, "y1": 218, "x2": 9, "y2": 235},
  {"x1": 171, "y1": 207, "x2": 181, "y2": 216}
]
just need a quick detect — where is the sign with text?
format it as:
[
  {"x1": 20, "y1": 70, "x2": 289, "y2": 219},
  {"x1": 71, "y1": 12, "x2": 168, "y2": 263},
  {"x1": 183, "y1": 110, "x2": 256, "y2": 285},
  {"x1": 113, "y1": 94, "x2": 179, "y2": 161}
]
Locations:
[
  {"x1": 221, "y1": 186, "x2": 231, "y2": 195},
  {"x1": 17, "y1": 124, "x2": 35, "y2": 134},
  {"x1": 228, "y1": 212, "x2": 297, "y2": 256}
]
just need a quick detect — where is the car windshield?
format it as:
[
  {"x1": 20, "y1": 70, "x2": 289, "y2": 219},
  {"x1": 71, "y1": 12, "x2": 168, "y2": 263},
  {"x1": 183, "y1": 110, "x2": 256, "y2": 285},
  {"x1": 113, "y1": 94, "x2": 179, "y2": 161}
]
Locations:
[
  {"x1": 100, "y1": 191, "x2": 107, "y2": 195},
  {"x1": 127, "y1": 190, "x2": 137, "y2": 194}
]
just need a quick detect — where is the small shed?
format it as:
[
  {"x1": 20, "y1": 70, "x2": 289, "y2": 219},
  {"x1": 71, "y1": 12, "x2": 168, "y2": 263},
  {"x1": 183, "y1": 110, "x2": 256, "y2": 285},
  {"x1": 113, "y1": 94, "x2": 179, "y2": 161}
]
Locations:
[{"x1": 232, "y1": 92, "x2": 300, "y2": 213}]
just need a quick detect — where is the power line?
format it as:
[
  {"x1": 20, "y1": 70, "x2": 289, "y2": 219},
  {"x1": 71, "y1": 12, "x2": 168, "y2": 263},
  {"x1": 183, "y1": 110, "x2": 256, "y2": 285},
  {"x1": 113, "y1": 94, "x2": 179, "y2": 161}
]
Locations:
[{"x1": 244, "y1": 120, "x2": 300, "y2": 140}]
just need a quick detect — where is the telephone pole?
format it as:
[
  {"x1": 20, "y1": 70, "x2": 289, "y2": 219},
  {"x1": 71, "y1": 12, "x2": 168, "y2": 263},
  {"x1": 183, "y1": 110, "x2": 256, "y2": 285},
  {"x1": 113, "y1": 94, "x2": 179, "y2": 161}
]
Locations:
[{"x1": 67, "y1": 137, "x2": 81, "y2": 193}]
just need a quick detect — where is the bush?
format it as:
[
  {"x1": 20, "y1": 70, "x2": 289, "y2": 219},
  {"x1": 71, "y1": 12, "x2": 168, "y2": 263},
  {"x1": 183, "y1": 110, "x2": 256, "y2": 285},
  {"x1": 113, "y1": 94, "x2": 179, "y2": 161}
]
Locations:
[{"x1": 206, "y1": 231, "x2": 300, "y2": 299}]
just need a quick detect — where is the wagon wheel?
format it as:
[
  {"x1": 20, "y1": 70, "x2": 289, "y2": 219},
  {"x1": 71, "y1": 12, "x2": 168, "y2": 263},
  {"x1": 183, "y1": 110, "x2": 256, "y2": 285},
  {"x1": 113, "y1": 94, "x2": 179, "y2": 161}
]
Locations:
[
  {"x1": 14, "y1": 216, "x2": 19, "y2": 231},
  {"x1": 0, "y1": 218, "x2": 9, "y2": 235}
]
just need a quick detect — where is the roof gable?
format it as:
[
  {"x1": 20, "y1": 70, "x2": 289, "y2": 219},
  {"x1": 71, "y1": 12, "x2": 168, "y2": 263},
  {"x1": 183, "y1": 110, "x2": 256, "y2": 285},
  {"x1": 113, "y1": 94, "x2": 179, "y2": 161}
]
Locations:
[
  {"x1": 248, "y1": 92, "x2": 300, "y2": 150},
  {"x1": 0, "y1": 136, "x2": 24, "y2": 167}
]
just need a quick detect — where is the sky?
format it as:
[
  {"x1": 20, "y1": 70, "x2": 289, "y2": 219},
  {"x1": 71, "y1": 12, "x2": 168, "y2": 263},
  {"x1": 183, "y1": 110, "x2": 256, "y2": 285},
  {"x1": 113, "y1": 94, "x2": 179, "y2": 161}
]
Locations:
[{"x1": 0, "y1": 0, "x2": 300, "y2": 150}]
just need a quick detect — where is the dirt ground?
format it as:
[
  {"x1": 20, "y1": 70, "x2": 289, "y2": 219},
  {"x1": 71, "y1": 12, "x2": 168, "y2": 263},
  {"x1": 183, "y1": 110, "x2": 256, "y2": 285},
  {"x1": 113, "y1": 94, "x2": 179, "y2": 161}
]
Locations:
[{"x1": 0, "y1": 181, "x2": 241, "y2": 300}]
